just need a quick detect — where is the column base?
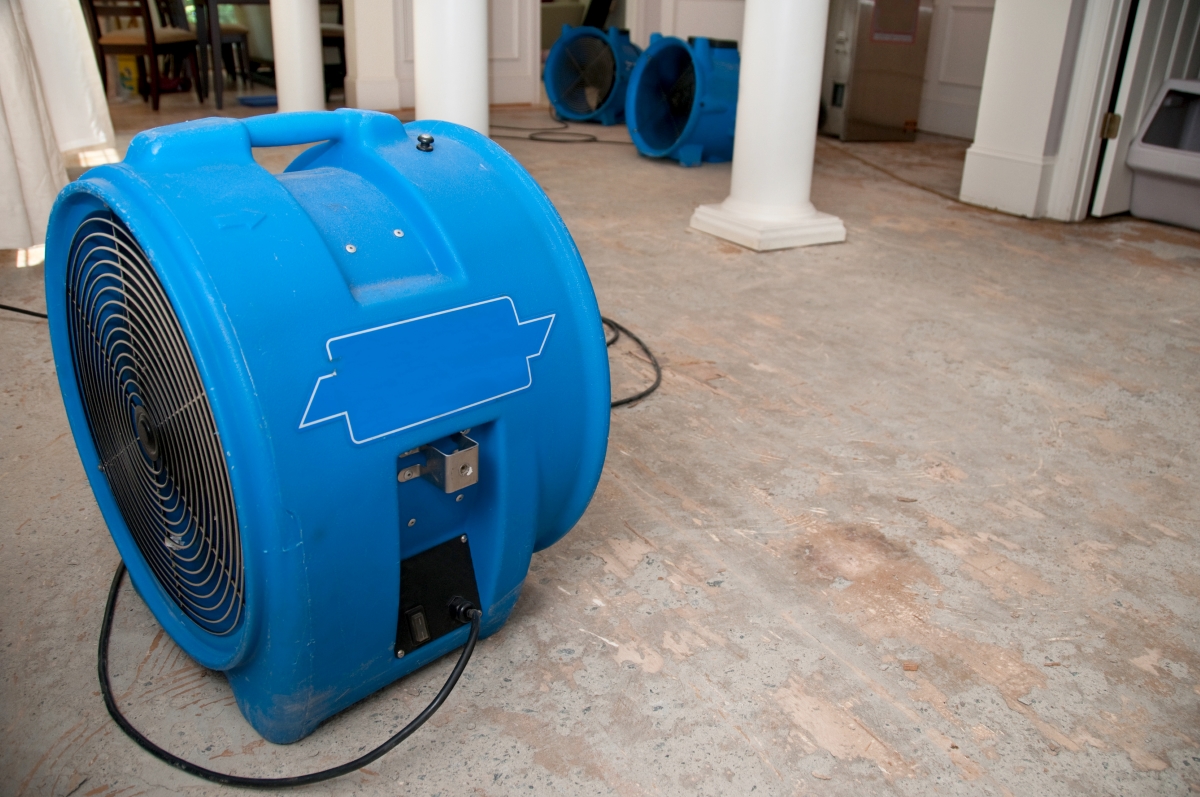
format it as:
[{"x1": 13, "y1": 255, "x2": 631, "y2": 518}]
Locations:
[{"x1": 689, "y1": 203, "x2": 846, "y2": 251}]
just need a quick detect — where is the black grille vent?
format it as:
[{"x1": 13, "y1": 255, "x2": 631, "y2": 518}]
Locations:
[
  {"x1": 550, "y1": 33, "x2": 617, "y2": 116},
  {"x1": 664, "y1": 62, "x2": 696, "y2": 138},
  {"x1": 632, "y1": 45, "x2": 696, "y2": 152},
  {"x1": 66, "y1": 210, "x2": 244, "y2": 635}
]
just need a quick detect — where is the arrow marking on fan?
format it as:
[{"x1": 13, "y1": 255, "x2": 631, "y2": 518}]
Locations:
[{"x1": 299, "y1": 297, "x2": 554, "y2": 444}]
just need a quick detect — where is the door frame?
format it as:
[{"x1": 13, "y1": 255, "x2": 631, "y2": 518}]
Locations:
[{"x1": 1091, "y1": 0, "x2": 1200, "y2": 217}]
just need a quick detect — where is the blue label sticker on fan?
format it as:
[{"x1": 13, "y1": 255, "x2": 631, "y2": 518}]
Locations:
[{"x1": 300, "y1": 297, "x2": 554, "y2": 444}]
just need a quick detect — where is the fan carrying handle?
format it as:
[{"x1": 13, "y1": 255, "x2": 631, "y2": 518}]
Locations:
[
  {"x1": 242, "y1": 112, "x2": 349, "y2": 148},
  {"x1": 241, "y1": 109, "x2": 409, "y2": 153},
  {"x1": 124, "y1": 110, "x2": 409, "y2": 174}
]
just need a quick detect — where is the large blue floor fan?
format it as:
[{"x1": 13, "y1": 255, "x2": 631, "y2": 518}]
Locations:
[
  {"x1": 626, "y1": 35, "x2": 740, "y2": 166},
  {"x1": 545, "y1": 25, "x2": 642, "y2": 125},
  {"x1": 45, "y1": 109, "x2": 611, "y2": 784}
]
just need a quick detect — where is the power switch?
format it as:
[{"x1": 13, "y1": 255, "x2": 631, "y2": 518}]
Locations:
[{"x1": 406, "y1": 607, "x2": 431, "y2": 645}]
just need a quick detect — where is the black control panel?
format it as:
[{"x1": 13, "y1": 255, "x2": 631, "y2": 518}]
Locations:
[{"x1": 395, "y1": 534, "x2": 481, "y2": 658}]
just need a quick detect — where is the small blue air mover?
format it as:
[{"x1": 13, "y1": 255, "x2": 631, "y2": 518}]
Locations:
[
  {"x1": 626, "y1": 35, "x2": 740, "y2": 166},
  {"x1": 545, "y1": 25, "x2": 641, "y2": 125},
  {"x1": 45, "y1": 109, "x2": 610, "y2": 745}
]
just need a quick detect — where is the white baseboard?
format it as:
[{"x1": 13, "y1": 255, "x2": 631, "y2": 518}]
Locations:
[{"x1": 960, "y1": 145, "x2": 1056, "y2": 218}]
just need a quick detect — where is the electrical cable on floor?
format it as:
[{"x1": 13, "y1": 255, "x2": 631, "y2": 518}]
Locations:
[
  {"x1": 90, "y1": 313, "x2": 658, "y2": 787},
  {"x1": 603, "y1": 318, "x2": 620, "y2": 347},
  {"x1": 99, "y1": 562, "x2": 483, "y2": 789},
  {"x1": 4, "y1": 259, "x2": 657, "y2": 785},
  {"x1": 490, "y1": 110, "x2": 635, "y2": 146},
  {"x1": 0, "y1": 303, "x2": 48, "y2": 319},
  {"x1": 818, "y1": 138, "x2": 1068, "y2": 221},
  {"x1": 603, "y1": 316, "x2": 662, "y2": 407},
  {"x1": 815, "y1": 138, "x2": 975, "y2": 207}
]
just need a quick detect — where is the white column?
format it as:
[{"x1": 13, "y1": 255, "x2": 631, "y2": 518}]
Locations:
[
  {"x1": 689, "y1": 0, "x2": 845, "y2": 251},
  {"x1": 959, "y1": 0, "x2": 1077, "y2": 218},
  {"x1": 270, "y1": 0, "x2": 326, "y2": 112},
  {"x1": 344, "y1": 0, "x2": 401, "y2": 110},
  {"x1": 412, "y1": 0, "x2": 489, "y2": 135}
]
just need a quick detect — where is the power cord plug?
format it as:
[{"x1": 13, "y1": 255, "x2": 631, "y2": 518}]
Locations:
[{"x1": 448, "y1": 597, "x2": 482, "y2": 624}]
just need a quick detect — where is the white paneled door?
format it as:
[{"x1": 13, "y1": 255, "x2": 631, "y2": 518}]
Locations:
[
  {"x1": 917, "y1": 0, "x2": 994, "y2": 139},
  {"x1": 488, "y1": 0, "x2": 541, "y2": 104},
  {"x1": 391, "y1": 0, "x2": 540, "y2": 109}
]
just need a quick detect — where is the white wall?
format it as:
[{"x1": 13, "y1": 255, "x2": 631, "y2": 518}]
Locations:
[
  {"x1": 917, "y1": 0, "x2": 992, "y2": 139},
  {"x1": 487, "y1": 0, "x2": 541, "y2": 104},
  {"x1": 346, "y1": 0, "x2": 540, "y2": 111},
  {"x1": 628, "y1": 0, "x2": 744, "y2": 48}
]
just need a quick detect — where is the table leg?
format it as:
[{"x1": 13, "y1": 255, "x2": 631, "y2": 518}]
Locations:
[{"x1": 209, "y1": 0, "x2": 225, "y2": 109}]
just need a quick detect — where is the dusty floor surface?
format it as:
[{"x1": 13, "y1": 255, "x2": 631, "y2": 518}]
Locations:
[{"x1": 2, "y1": 99, "x2": 1200, "y2": 796}]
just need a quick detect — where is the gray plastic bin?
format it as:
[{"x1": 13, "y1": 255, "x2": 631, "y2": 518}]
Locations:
[{"x1": 1127, "y1": 78, "x2": 1200, "y2": 231}]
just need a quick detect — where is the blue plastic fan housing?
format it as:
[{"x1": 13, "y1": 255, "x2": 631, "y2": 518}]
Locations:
[
  {"x1": 626, "y1": 35, "x2": 740, "y2": 166},
  {"x1": 44, "y1": 109, "x2": 610, "y2": 744},
  {"x1": 545, "y1": 25, "x2": 641, "y2": 125}
]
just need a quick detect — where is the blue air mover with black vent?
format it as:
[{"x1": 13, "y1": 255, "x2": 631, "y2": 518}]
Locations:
[
  {"x1": 545, "y1": 25, "x2": 641, "y2": 125},
  {"x1": 626, "y1": 35, "x2": 740, "y2": 166},
  {"x1": 44, "y1": 109, "x2": 610, "y2": 744}
]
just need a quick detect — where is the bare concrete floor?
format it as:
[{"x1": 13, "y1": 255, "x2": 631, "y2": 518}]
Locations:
[{"x1": 2, "y1": 101, "x2": 1200, "y2": 796}]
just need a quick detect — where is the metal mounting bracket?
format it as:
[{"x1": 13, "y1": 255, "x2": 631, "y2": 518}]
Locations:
[{"x1": 397, "y1": 432, "x2": 479, "y2": 493}]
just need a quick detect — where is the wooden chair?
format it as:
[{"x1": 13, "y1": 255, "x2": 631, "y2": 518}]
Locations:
[
  {"x1": 153, "y1": 0, "x2": 208, "y2": 96},
  {"x1": 185, "y1": 1, "x2": 252, "y2": 90},
  {"x1": 219, "y1": 22, "x2": 252, "y2": 88},
  {"x1": 82, "y1": 0, "x2": 203, "y2": 110}
]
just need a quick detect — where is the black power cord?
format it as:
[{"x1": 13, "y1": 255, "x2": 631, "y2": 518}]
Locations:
[
  {"x1": 0, "y1": 303, "x2": 48, "y2": 319},
  {"x1": 93, "y1": 314, "x2": 658, "y2": 786},
  {"x1": 99, "y1": 562, "x2": 483, "y2": 789},
  {"x1": 602, "y1": 316, "x2": 661, "y2": 407},
  {"x1": 94, "y1": 315, "x2": 659, "y2": 787},
  {"x1": 10, "y1": 290, "x2": 655, "y2": 785},
  {"x1": 490, "y1": 110, "x2": 635, "y2": 146}
]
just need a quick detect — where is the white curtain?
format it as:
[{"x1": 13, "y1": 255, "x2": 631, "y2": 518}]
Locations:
[
  {"x1": 0, "y1": 0, "x2": 67, "y2": 249},
  {"x1": 22, "y1": 0, "x2": 116, "y2": 154},
  {"x1": 0, "y1": 0, "x2": 116, "y2": 249}
]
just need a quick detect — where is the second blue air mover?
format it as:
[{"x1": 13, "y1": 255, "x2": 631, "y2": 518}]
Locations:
[
  {"x1": 545, "y1": 25, "x2": 641, "y2": 125},
  {"x1": 44, "y1": 109, "x2": 610, "y2": 744},
  {"x1": 626, "y1": 35, "x2": 740, "y2": 166}
]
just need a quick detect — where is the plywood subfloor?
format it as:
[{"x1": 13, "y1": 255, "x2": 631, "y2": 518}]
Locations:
[{"x1": 2, "y1": 102, "x2": 1199, "y2": 796}]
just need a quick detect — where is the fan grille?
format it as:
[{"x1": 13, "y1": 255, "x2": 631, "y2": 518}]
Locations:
[
  {"x1": 66, "y1": 210, "x2": 244, "y2": 636},
  {"x1": 550, "y1": 33, "x2": 617, "y2": 116},
  {"x1": 633, "y1": 45, "x2": 696, "y2": 152}
]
